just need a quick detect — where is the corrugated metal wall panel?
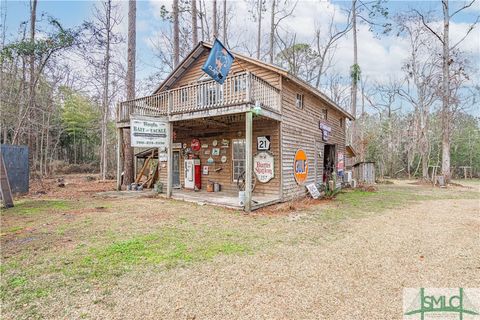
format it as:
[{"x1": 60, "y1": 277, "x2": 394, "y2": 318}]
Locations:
[{"x1": 0, "y1": 145, "x2": 29, "y2": 194}]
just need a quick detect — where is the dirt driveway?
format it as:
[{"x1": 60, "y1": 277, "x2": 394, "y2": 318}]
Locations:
[{"x1": 1, "y1": 178, "x2": 479, "y2": 319}]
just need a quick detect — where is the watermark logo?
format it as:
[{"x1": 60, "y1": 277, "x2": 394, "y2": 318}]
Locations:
[{"x1": 403, "y1": 288, "x2": 480, "y2": 320}]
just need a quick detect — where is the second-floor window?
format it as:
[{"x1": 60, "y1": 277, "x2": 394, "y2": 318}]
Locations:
[
  {"x1": 321, "y1": 109, "x2": 328, "y2": 120},
  {"x1": 296, "y1": 94, "x2": 304, "y2": 109}
]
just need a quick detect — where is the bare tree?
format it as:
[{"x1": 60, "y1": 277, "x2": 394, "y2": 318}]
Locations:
[
  {"x1": 414, "y1": 0, "x2": 479, "y2": 181},
  {"x1": 397, "y1": 14, "x2": 441, "y2": 179},
  {"x1": 173, "y1": 0, "x2": 179, "y2": 67},
  {"x1": 268, "y1": 0, "x2": 297, "y2": 64},
  {"x1": 123, "y1": 0, "x2": 136, "y2": 186},
  {"x1": 222, "y1": 0, "x2": 226, "y2": 42},
  {"x1": 256, "y1": 0, "x2": 263, "y2": 59},
  {"x1": 212, "y1": 0, "x2": 217, "y2": 40},
  {"x1": 192, "y1": 0, "x2": 198, "y2": 45}
]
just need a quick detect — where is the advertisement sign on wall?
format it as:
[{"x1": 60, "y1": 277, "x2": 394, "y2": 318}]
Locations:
[
  {"x1": 130, "y1": 116, "x2": 168, "y2": 148},
  {"x1": 254, "y1": 151, "x2": 274, "y2": 183},
  {"x1": 294, "y1": 149, "x2": 308, "y2": 184}
]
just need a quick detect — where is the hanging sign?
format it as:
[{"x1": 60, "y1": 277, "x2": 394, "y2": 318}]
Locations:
[
  {"x1": 201, "y1": 39, "x2": 234, "y2": 84},
  {"x1": 191, "y1": 139, "x2": 201, "y2": 151},
  {"x1": 319, "y1": 122, "x2": 331, "y2": 142},
  {"x1": 294, "y1": 149, "x2": 308, "y2": 185},
  {"x1": 257, "y1": 136, "x2": 271, "y2": 150},
  {"x1": 130, "y1": 116, "x2": 168, "y2": 148},
  {"x1": 253, "y1": 152, "x2": 274, "y2": 183}
]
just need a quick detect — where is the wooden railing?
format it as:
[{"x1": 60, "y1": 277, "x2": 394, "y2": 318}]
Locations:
[{"x1": 117, "y1": 72, "x2": 281, "y2": 123}]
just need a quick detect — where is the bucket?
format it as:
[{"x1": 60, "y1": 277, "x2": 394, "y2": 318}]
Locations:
[
  {"x1": 214, "y1": 182, "x2": 221, "y2": 192},
  {"x1": 238, "y1": 191, "x2": 246, "y2": 206},
  {"x1": 207, "y1": 181, "x2": 214, "y2": 192}
]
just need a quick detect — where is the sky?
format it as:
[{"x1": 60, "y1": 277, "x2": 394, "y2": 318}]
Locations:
[{"x1": 2, "y1": 0, "x2": 480, "y2": 110}]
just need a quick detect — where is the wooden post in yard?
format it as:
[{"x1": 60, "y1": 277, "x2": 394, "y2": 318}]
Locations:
[
  {"x1": 166, "y1": 121, "x2": 173, "y2": 198},
  {"x1": 245, "y1": 111, "x2": 253, "y2": 212},
  {"x1": 116, "y1": 127, "x2": 123, "y2": 191},
  {"x1": 0, "y1": 151, "x2": 14, "y2": 208}
]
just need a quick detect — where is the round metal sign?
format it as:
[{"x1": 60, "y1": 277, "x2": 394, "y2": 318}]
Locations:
[{"x1": 294, "y1": 149, "x2": 308, "y2": 185}]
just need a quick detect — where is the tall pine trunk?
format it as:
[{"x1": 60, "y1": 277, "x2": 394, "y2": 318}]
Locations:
[
  {"x1": 212, "y1": 0, "x2": 217, "y2": 40},
  {"x1": 350, "y1": 0, "x2": 358, "y2": 145},
  {"x1": 441, "y1": 0, "x2": 451, "y2": 182},
  {"x1": 222, "y1": 0, "x2": 226, "y2": 42},
  {"x1": 191, "y1": 0, "x2": 198, "y2": 45},
  {"x1": 123, "y1": 0, "x2": 136, "y2": 186},
  {"x1": 269, "y1": 0, "x2": 275, "y2": 64},
  {"x1": 101, "y1": 0, "x2": 112, "y2": 180},
  {"x1": 256, "y1": 0, "x2": 262, "y2": 59},
  {"x1": 173, "y1": 0, "x2": 179, "y2": 67}
]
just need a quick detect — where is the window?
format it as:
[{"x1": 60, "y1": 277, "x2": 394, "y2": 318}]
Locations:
[
  {"x1": 296, "y1": 94, "x2": 304, "y2": 109},
  {"x1": 321, "y1": 109, "x2": 328, "y2": 120},
  {"x1": 339, "y1": 118, "x2": 344, "y2": 128},
  {"x1": 232, "y1": 139, "x2": 246, "y2": 181}
]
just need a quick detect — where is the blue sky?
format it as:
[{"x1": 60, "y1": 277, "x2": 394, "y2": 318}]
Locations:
[{"x1": 3, "y1": 0, "x2": 480, "y2": 106}]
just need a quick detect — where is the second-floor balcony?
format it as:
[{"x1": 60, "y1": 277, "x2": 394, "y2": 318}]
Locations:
[{"x1": 116, "y1": 72, "x2": 281, "y2": 125}]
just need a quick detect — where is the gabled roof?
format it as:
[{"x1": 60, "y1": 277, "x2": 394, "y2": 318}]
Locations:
[{"x1": 153, "y1": 41, "x2": 354, "y2": 120}]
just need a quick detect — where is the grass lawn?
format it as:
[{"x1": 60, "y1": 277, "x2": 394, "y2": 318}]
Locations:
[{"x1": 1, "y1": 179, "x2": 479, "y2": 319}]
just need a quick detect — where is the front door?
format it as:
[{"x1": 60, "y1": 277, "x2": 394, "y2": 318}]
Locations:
[{"x1": 173, "y1": 151, "x2": 180, "y2": 188}]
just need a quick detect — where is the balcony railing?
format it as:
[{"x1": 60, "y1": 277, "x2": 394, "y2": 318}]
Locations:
[{"x1": 116, "y1": 72, "x2": 281, "y2": 123}]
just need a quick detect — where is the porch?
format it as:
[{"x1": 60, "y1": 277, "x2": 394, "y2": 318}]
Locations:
[
  {"x1": 170, "y1": 189, "x2": 280, "y2": 210},
  {"x1": 116, "y1": 72, "x2": 283, "y2": 212},
  {"x1": 116, "y1": 71, "x2": 282, "y2": 126}
]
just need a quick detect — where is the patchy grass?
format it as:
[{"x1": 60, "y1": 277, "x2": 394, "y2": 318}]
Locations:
[
  {"x1": 2, "y1": 199, "x2": 70, "y2": 216},
  {"x1": 1, "y1": 179, "x2": 478, "y2": 319}
]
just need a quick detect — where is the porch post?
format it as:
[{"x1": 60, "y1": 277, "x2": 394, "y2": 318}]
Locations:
[
  {"x1": 166, "y1": 121, "x2": 173, "y2": 198},
  {"x1": 116, "y1": 127, "x2": 123, "y2": 191},
  {"x1": 245, "y1": 111, "x2": 253, "y2": 212}
]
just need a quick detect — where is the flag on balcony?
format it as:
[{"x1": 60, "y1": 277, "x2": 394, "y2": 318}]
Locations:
[{"x1": 201, "y1": 39, "x2": 234, "y2": 85}]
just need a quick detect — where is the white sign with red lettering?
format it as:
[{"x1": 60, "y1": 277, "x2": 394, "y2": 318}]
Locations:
[{"x1": 254, "y1": 152, "x2": 274, "y2": 183}]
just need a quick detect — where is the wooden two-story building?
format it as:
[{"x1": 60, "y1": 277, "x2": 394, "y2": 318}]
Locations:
[{"x1": 116, "y1": 42, "x2": 353, "y2": 211}]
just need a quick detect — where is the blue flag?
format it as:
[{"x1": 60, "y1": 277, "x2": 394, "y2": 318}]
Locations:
[{"x1": 201, "y1": 39, "x2": 234, "y2": 84}]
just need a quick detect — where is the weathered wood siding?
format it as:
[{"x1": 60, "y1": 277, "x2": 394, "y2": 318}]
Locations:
[
  {"x1": 280, "y1": 79, "x2": 347, "y2": 200},
  {"x1": 166, "y1": 51, "x2": 281, "y2": 90},
  {"x1": 157, "y1": 118, "x2": 280, "y2": 197}
]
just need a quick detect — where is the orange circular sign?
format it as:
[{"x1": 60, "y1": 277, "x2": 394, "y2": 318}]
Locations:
[{"x1": 294, "y1": 149, "x2": 308, "y2": 184}]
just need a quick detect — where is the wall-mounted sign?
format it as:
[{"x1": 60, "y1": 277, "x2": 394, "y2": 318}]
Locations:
[
  {"x1": 212, "y1": 139, "x2": 218, "y2": 146},
  {"x1": 294, "y1": 149, "x2": 308, "y2": 185},
  {"x1": 221, "y1": 139, "x2": 229, "y2": 147},
  {"x1": 337, "y1": 152, "x2": 344, "y2": 172},
  {"x1": 319, "y1": 122, "x2": 331, "y2": 142},
  {"x1": 254, "y1": 151, "x2": 274, "y2": 183},
  {"x1": 159, "y1": 152, "x2": 168, "y2": 162},
  {"x1": 212, "y1": 148, "x2": 220, "y2": 156},
  {"x1": 191, "y1": 139, "x2": 201, "y2": 151},
  {"x1": 172, "y1": 142, "x2": 182, "y2": 149},
  {"x1": 201, "y1": 144, "x2": 209, "y2": 149},
  {"x1": 130, "y1": 116, "x2": 168, "y2": 148},
  {"x1": 202, "y1": 166, "x2": 209, "y2": 175},
  {"x1": 306, "y1": 183, "x2": 321, "y2": 199},
  {"x1": 207, "y1": 157, "x2": 214, "y2": 164},
  {"x1": 221, "y1": 155, "x2": 227, "y2": 163},
  {"x1": 257, "y1": 136, "x2": 271, "y2": 150}
]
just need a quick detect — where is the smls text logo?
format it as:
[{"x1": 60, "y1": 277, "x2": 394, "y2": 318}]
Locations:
[{"x1": 403, "y1": 288, "x2": 480, "y2": 320}]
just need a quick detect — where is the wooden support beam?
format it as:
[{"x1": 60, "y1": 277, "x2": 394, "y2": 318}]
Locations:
[
  {"x1": 116, "y1": 128, "x2": 123, "y2": 191},
  {"x1": 166, "y1": 121, "x2": 173, "y2": 198},
  {"x1": 0, "y1": 151, "x2": 14, "y2": 208},
  {"x1": 245, "y1": 111, "x2": 253, "y2": 212}
]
